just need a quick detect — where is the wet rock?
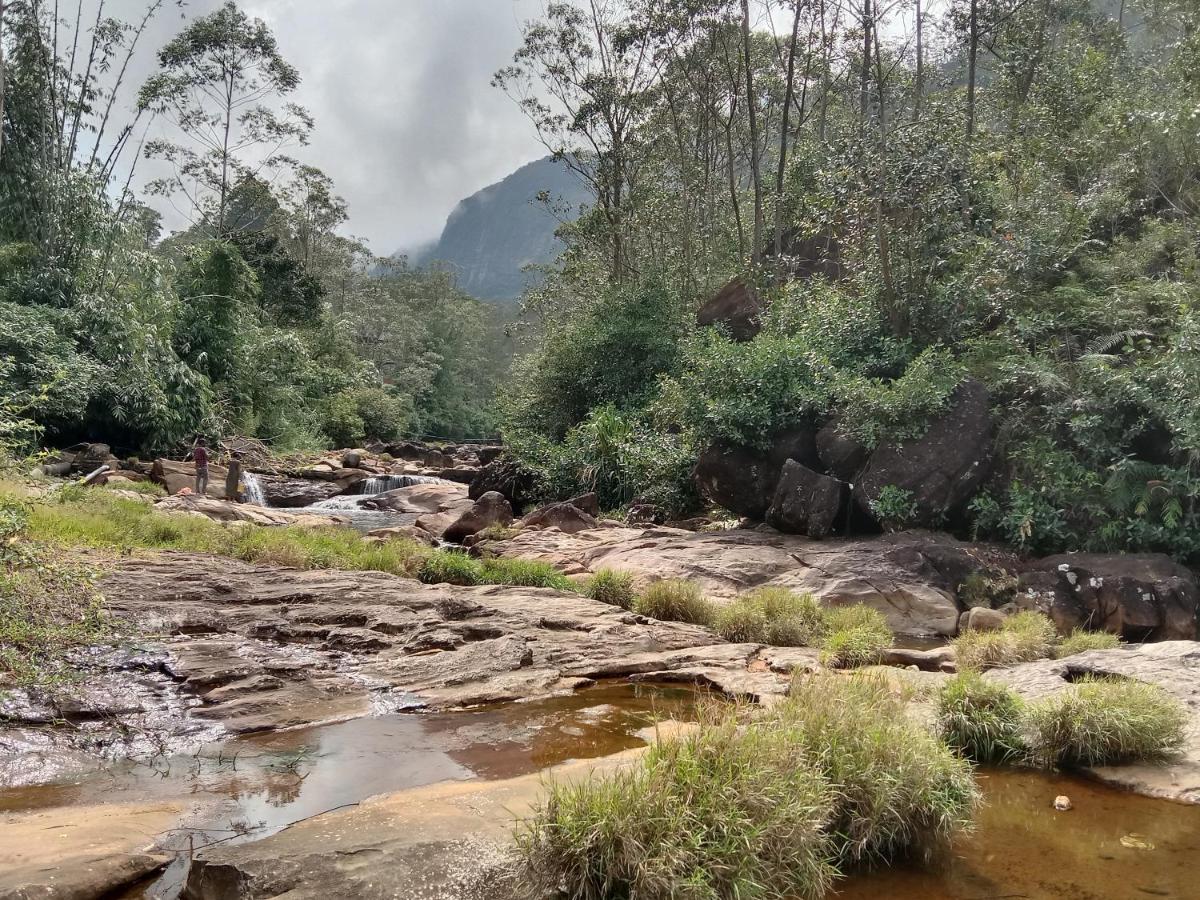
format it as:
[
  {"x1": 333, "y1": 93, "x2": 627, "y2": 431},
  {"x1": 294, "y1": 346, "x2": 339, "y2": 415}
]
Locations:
[
  {"x1": 256, "y1": 475, "x2": 347, "y2": 508},
  {"x1": 766, "y1": 460, "x2": 847, "y2": 538},
  {"x1": 696, "y1": 276, "x2": 762, "y2": 341},
  {"x1": 444, "y1": 492, "x2": 514, "y2": 544},
  {"x1": 1019, "y1": 554, "x2": 1199, "y2": 641},
  {"x1": 881, "y1": 645, "x2": 957, "y2": 672},
  {"x1": 988, "y1": 641, "x2": 1200, "y2": 803},
  {"x1": 854, "y1": 379, "x2": 995, "y2": 527},
  {"x1": 520, "y1": 501, "x2": 598, "y2": 535}
]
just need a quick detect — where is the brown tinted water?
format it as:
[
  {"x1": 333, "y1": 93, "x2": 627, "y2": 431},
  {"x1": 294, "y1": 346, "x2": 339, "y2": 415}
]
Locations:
[{"x1": 837, "y1": 768, "x2": 1200, "y2": 900}]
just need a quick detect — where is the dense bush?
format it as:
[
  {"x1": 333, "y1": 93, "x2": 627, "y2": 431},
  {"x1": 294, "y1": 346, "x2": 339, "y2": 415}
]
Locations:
[
  {"x1": 818, "y1": 605, "x2": 893, "y2": 669},
  {"x1": 937, "y1": 672, "x2": 1027, "y2": 763},
  {"x1": 1057, "y1": 629, "x2": 1122, "y2": 658},
  {"x1": 953, "y1": 611, "x2": 1059, "y2": 671},
  {"x1": 1025, "y1": 677, "x2": 1188, "y2": 768},
  {"x1": 714, "y1": 587, "x2": 824, "y2": 646},
  {"x1": 583, "y1": 569, "x2": 638, "y2": 610}
]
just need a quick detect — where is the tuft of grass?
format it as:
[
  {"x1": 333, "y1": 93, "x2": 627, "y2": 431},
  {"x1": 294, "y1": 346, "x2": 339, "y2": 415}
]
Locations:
[
  {"x1": 518, "y1": 715, "x2": 837, "y2": 900},
  {"x1": 952, "y1": 610, "x2": 1059, "y2": 671},
  {"x1": 780, "y1": 673, "x2": 979, "y2": 865},
  {"x1": 818, "y1": 605, "x2": 893, "y2": 668},
  {"x1": 633, "y1": 579, "x2": 717, "y2": 627},
  {"x1": 583, "y1": 568, "x2": 637, "y2": 610},
  {"x1": 476, "y1": 523, "x2": 522, "y2": 542},
  {"x1": 1056, "y1": 629, "x2": 1122, "y2": 657},
  {"x1": 103, "y1": 480, "x2": 166, "y2": 498},
  {"x1": 714, "y1": 587, "x2": 824, "y2": 646},
  {"x1": 1024, "y1": 676, "x2": 1188, "y2": 768},
  {"x1": 479, "y1": 557, "x2": 576, "y2": 590},
  {"x1": 418, "y1": 549, "x2": 483, "y2": 585},
  {"x1": 936, "y1": 672, "x2": 1026, "y2": 763},
  {"x1": 517, "y1": 674, "x2": 979, "y2": 899}
]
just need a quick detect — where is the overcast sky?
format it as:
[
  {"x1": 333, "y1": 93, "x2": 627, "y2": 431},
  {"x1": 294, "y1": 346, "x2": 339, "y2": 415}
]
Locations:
[{"x1": 105, "y1": 0, "x2": 548, "y2": 253}]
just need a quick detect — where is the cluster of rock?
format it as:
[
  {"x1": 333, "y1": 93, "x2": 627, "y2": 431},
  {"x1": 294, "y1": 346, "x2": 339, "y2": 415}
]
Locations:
[{"x1": 693, "y1": 378, "x2": 994, "y2": 539}]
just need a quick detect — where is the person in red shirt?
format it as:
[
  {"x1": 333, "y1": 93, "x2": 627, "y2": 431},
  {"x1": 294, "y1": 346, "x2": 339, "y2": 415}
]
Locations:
[{"x1": 190, "y1": 437, "x2": 210, "y2": 496}]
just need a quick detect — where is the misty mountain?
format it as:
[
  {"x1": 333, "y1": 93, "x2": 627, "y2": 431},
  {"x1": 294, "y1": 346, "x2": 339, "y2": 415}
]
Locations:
[{"x1": 402, "y1": 156, "x2": 592, "y2": 303}]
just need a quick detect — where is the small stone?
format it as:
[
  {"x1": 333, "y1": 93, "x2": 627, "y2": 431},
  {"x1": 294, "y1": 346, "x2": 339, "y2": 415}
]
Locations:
[
  {"x1": 1120, "y1": 833, "x2": 1155, "y2": 850},
  {"x1": 1053, "y1": 795, "x2": 1072, "y2": 811}
]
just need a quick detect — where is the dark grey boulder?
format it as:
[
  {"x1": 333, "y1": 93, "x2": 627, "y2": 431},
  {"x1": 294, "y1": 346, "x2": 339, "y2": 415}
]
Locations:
[{"x1": 765, "y1": 460, "x2": 847, "y2": 538}]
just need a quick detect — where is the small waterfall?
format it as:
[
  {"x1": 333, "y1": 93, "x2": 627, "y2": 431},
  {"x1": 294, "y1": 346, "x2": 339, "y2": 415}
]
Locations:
[
  {"x1": 243, "y1": 472, "x2": 268, "y2": 506},
  {"x1": 359, "y1": 474, "x2": 446, "y2": 494}
]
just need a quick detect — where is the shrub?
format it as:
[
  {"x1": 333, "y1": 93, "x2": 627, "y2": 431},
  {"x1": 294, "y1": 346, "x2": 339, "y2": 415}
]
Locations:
[
  {"x1": 633, "y1": 579, "x2": 717, "y2": 627},
  {"x1": 517, "y1": 715, "x2": 837, "y2": 900},
  {"x1": 1025, "y1": 677, "x2": 1188, "y2": 768},
  {"x1": 778, "y1": 673, "x2": 979, "y2": 865},
  {"x1": 713, "y1": 587, "x2": 824, "y2": 646},
  {"x1": 583, "y1": 568, "x2": 637, "y2": 610},
  {"x1": 937, "y1": 672, "x2": 1026, "y2": 763},
  {"x1": 418, "y1": 549, "x2": 483, "y2": 586},
  {"x1": 1056, "y1": 629, "x2": 1122, "y2": 657},
  {"x1": 478, "y1": 557, "x2": 575, "y2": 590},
  {"x1": 952, "y1": 610, "x2": 1059, "y2": 670},
  {"x1": 818, "y1": 605, "x2": 893, "y2": 668}
]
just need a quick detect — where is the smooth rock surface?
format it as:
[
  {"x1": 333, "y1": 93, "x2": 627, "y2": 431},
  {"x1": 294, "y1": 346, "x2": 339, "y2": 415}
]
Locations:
[{"x1": 154, "y1": 495, "x2": 346, "y2": 528}]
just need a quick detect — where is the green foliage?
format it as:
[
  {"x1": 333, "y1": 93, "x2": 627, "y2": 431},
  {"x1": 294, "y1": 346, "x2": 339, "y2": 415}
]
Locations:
[
  {"x1": 713, "y1": 587, "x2": 824, "y2": 646},
  {"x1": 1057, "y1": 629, "x2": 1122, "y2": 657},
  {"x1": 478, "y1": 557, "x2": 576, "y2": 590},
  {"x1": 818, "y1": 605, "x2": 893, "y2": 669},
  {"x1": 937, "y1": 672, "x2": 1027, "y2": 764},
  {"x1": 417, "y1": 550, "x2": 483, "y2": 586},
  {"x1": 633, "y1": 579, "x2": 717, "y2": 627},
  {"x1": 517, "y1": 673, "x2": 978, "y2": 898},
  {"x1": 953, "y1": 611, "x2": 1060, "y2": 671},
  {"x1": 1025, "y1": 677, "x2": 1188, "y2": 768},
  {"x1": 868, "y1": 485, "x2": 921, "y2": 532},
  {"x1": 583, "y1": 568, "x2": 638, "y2": 610}
]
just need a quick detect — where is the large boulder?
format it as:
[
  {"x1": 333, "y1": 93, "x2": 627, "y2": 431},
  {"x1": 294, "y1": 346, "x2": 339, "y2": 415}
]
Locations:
[
  {"x1": 468, "y1": 458, "x2": 536, "y2": 513},
  {"x1": 443, "y1": 492, "x2": 514, "y2": 544},
  {"x1": 257, "y1": 476, "x2": 346, "y2": 508},
  {"x1": 520, "y1": 501, "x2": 598, "y2": 535},
  {"x1": 854, "y1": 379, "x2": 994, "y2": 527},
  {"x1": 815, "y1": 420, "x2": 869, "y2": 482},
  {"x1": 694, "y1": 426, "x2": 820, "y2": 520},
  {"x1": 150, "y1": 458, "x2": 228, "y2": 499},
  {"x1": 765, "y1": 460, "x2": 847, "y2": 538},
  {"x1": 1019, "y1": 553, "x2": 1199, "y2": 641},
  {"x1": 477, "y1": 445, "x2": 505, "y2": 466},
  {"x1": 695, "y1": 277, "x2": 762, "y2": 341}
]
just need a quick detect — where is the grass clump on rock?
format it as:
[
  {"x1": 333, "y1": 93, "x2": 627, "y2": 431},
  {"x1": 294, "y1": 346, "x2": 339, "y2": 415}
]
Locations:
[
  {"x1": 714, "y1": 587, "x2": 824, "y2": 646},
  {"x1": 583, "y1": 568, "x2": 637, "y2": 609},
  {"x1": 1056, "y1": 629, "x2": 1122, "y2": 657},
  {"x1": 416, "y1": 549, "x2": 483, "y2": 585},
  {"x1": 1025, "y1": 676, "x2": 1188, "y2": 768},
  {"x1": 936, "y1": 672, "x2": 1026, "y2": 763},
  {"x1": 952, "y1": 610, "x2": 1059, "y2": 671},
  {"x1": 517, "y1": 673, "x2": 978, "y2": 899},
  {"x1": 478, "y1": 557, "x2": 576, "y2": 590},
  {"x1": 818, "y1": 605, "x2": 893, "y2": 668},
  {"x1": 633, "y1": 579, "x2": 717, "y2": 627}
]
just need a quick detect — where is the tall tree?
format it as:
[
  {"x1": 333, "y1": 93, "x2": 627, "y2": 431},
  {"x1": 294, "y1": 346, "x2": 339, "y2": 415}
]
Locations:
[
  {"x1": 139, "y1": 0, "x2": 312, "y2": 237},
  {"x1": 740, "y1": 0, "x2": 763, "y2": 262}
]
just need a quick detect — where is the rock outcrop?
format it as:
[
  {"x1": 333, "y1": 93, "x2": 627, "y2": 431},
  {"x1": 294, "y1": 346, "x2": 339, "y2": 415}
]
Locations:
[
  {"x1": 1020, "y1": 553, "x2": 1199, "y2": 641},
  {"x1": 444, "y1": 491, "x2": 514, "y2": 544},
  {"x1": 853, "y1": 379, "x2": 994, "y2": 527},
  {"x1": 695, "y1": 277, "x2": 762, "y2": 341},
  {"x1": 815, "y1": 419, "x2": 869, "y2": 482},
  {"x1": 154, "y1": 496, "x2": 345, "y2": 528},
  {"x1": 469, "y1": 458, "x2": 536, "y2": 513},
  {"x1": 256, "y1": 475, "x2": 347, "y2": 508},
  {"x1": 520, "y1": 501, "x2": 599, "y2": 535},
  {"x1": 765, "y1": 460, "x2": 847, "y2": 538}
]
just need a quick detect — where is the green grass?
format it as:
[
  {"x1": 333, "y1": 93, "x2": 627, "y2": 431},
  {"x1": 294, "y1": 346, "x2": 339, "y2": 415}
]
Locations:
[
  {"x1": 633, "y1": 579, "x2": 717, "y2": 627},
  {"x1": 1024, "y1": 676, "x2": 1188, "y2": 768},
  {"x1": 713, "y1": 587, "x2": 825, "y2": 646},
  {"x1": 952, "y1": 610, "x2": 1059, "y2": 671},
  {"x1": 418, "y1": 549, "x2": 483, "y2": 585},
  {"x1": 583, "y1": 568, "x2": 637, "y2": 609},
  {"x1": 936, "y1": 672, "x2": 1027, "y2": 763},
  {"x1": 103, "y1": 480, "x2": 166, "y2": 498},
  {"x1": 475, "y1": 523, "x2": 522, "y2": 542},
  {"x1": 517, "y1": 673, "x2": 979, "y2": 899},
  {"x1": 1056, "y1": 629, "x2": 1122, "y2": 657},
  {"x1": 778, "y1": 673, "x2": 979, "y2": 865},
  {"x1": 479, "y1": 557, "x2": 576, "y2": 590},
  {"x1": 818, "y1": 605, "x2": 893, "y2": 668}
]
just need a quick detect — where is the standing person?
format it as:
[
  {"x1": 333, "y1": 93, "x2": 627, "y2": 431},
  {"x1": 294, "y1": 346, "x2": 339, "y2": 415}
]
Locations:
[
  {"x1": 191, "y1": 437, "x2": 210, "y2": 496},
  {"x1": 225, "y1": 450, "x2": 243, "y2": 503}
]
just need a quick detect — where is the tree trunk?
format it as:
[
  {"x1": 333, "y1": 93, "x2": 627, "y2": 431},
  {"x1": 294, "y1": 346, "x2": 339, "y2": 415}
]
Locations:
[
  {"x1": 0, "y1": 0, "x2": 6, "y2": 162},
  {"x1": 966, "y1": 0, "x2": 978, "y2": 140},
  {"x1": 774, "y1": 0, "x2": 803, "y2": 262},
  {"x1": 913, "y1": 0, "x2": 923, "y2": 121},
  {"x1": 859, "y1": 0, "x2": 872, "y2": 132},
  {"x1": 741, "y1": 0, "x2": 763, "y2": 263}
]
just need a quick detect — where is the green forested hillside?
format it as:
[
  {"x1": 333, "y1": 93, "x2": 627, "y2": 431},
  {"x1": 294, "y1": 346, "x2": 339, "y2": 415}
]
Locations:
[
  {"x1": 495, "y1": 0, "x2": 1200, "y2": 560},
  {"x1": 0, "y1": 1, "x2": 508, "y2": 455}
]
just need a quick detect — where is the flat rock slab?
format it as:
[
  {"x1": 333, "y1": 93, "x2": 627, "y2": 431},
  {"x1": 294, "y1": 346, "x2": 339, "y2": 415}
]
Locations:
[
  {"x1": 494, "y1": 526, "x2": 971, "y2": 636},
  {"x1": 154, "y1": 496, "x2": 346, "y2": 528},
  {"x1": 97, "y1": 554, "x2": 787, "y2": 735},
  {"x1": 0, "y1": 800, "x2": 179, "y2": 900},
  {"x1": 989, "y1": 642, "x2": 1200, "y2": 803}
]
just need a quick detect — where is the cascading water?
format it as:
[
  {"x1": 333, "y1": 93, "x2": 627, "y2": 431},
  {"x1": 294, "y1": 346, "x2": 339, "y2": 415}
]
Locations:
[
  {"x1": 242, "y1": 472, "x2": 267, "y2": 506},
  {"x1": 306, "y1": 473, "x2": 452, "y2": 531},
  {"x1": 359, "y1": 474, "x2": 444, "y2": 494}
]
